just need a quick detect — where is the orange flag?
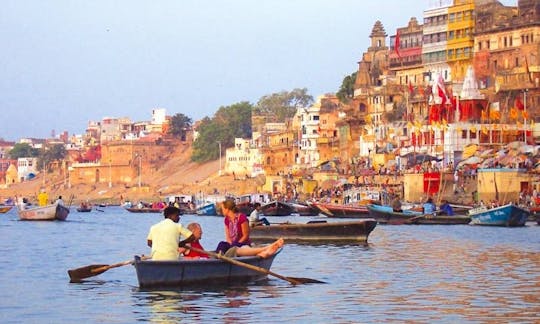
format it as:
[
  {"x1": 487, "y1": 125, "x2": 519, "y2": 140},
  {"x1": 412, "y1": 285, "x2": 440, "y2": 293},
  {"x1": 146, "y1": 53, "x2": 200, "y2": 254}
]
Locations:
[{"x1": 510, "y1": 107, "x2": 518, "y2": 120}]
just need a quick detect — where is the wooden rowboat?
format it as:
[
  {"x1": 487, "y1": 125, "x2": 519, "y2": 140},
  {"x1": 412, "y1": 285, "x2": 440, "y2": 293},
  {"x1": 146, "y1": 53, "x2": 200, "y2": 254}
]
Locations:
[
  {"x1": 260, "y1": 200, "x2": 294, "y2": 216},
  {"x1": 367, "y1": 204, "x2": 471, "y2": 225},
  {"x1": 133, "y1": 250, "x2": 280, "y2": 288},
  {"x1": 125, "y1": 207, "x2": 163, "y2": 213},
  {"x1": 250, "y1": 219, "x2": 377, "y2": 243},
  {"x1": 0, "y1": 205, "x2": 13, "y2": 213},
  {"x1": 18, "y1": 203, "x2": 70, "y2": 221},
  {"x1": 310, "y1": 202, "x2": 371, "y2": 218}
]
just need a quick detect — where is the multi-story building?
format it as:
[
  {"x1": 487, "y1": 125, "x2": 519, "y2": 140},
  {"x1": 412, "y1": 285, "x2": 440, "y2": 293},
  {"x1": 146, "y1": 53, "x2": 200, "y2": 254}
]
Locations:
[{"x1": 423, "y1": 0, "x2": 451, "y2": 86}]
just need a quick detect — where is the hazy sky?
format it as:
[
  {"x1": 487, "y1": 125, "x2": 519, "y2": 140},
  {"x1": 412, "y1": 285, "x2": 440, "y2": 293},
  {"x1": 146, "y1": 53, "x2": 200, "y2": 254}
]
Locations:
[{"x1": 1, "y1": 0, "x2": 516, "y2": 141}]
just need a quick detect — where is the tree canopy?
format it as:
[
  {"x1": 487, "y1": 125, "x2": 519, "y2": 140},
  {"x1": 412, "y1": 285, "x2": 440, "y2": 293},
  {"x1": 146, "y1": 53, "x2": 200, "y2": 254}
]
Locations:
[
  {"x1": 38, "y1": 144, "x2": 67, "y2": 170},
  {"x1": 168, "y1": 113, "x2": 193, "y2": 140},
  {"x1": 253, "y1": 88, "x2": 314, "y2": 122},
  {"x1": 336, "y1": 71, "x2": 357, "y2": 103},
  {"x1": 8, "y1": 143, "x2": 39, "y2": 159},
  {"x1": 191, "y1": 102, "x2": 253, "y2": 163}
]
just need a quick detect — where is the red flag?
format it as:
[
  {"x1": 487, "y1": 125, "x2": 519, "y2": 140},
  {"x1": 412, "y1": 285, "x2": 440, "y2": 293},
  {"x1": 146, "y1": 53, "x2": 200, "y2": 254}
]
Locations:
[
  {"x1": 516, "y1": 96, "x2": 524, "y2": 110},
  {"x1": 438, "y1": 83, "x2": 447, "y2": 106},
  {"x1": 408, "y1": 81, "x2": 414, "y2": 94},
  {"x1": 394, "y1": 30, "x2": 401, "y2": 60}
]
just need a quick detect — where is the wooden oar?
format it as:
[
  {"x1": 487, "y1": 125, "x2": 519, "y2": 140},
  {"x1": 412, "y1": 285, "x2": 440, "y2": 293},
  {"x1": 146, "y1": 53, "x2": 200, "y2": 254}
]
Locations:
[
  {"x1": 315, "y1": 204, "x2": 334, "y2": 217},
  {"x1": 188, "y1": 246, "x2": 324, "y2": 285},
  {"x1": 68, "y1": 256, "x2": 148, "y2": 282},
  {"x1": 388, "y1": 213, "x2": 426, "y2": 225}
]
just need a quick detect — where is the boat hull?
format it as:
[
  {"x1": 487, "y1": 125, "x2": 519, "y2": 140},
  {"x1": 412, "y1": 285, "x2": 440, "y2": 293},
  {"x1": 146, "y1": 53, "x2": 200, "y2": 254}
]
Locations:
[
  {"x1": 0, "y1": 206, "x2": 13, "y2": 213},
  {"x1": 250, "y1": 219, "x2": 377, "y2": 243},
  {"x1": 196, "y1": 203, "x2": 217, "y2": 216},
  {"x1": 469, "y1": 204, "x2": 529, "y2": 227},
  {"x1": 76, "y1": 207, "x2": 92, "y2": 212},
  {"x1": 125, "y1": 207, "x2": 163, "y2": 213},
  {"x1": 310, "y1": 202, "x2": 371, "y2": 218},
  {"x1": 19, "y1": 204, "x2": 69, "y2": 221},
  {"x1": 260, "y1": 201, "x2": 294, "y2": 216},
  {"x1": 367, "y1": 204, "x2": 471, "y2": 225},
  {"x1": 133, "y1": 252, "x2": 279, "y2": 288}
]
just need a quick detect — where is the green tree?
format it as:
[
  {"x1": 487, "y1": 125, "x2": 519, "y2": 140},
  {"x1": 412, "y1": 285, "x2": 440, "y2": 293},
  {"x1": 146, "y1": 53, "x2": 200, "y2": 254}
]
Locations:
[
  {"x1": 8, "y1": 143, "x2": 39, "y2": 159},
  {"x1": 336, "y1": 71, "x2": 357, "y2": 103},
  {"x1": 38, "y1": 144, "x2": 67, "y2": 170},
  {"x1": 254, "y1": 88, "x2": 314, "y2": 122},
  {"x1": 191, "y1": 102, "x2": 253, "y2": 163},
  {"x1": 168, "y1": 113, "x2": 193, "y2": 140}
]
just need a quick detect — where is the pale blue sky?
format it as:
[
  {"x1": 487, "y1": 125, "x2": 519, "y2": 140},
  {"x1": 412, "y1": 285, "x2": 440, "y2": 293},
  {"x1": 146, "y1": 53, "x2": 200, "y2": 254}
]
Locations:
[{"x1": 0, "y1": 0, "x2": 516, "y2": 141}]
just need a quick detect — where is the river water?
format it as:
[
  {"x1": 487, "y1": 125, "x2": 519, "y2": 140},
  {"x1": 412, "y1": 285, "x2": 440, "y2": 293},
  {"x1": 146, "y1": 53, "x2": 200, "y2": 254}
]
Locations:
[{"x1": 0, "y1": 206, "x2": 538, "y2": 323}]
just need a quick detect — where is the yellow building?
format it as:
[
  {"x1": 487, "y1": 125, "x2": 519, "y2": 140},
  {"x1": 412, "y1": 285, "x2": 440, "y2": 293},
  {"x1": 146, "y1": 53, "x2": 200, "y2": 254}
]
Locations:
[
  {"x1": 447, "y1": 0, "x2": 475, "y2": 82},
  {"x1": 477, "y1": 169, "x2": 533, "y2": 203}
]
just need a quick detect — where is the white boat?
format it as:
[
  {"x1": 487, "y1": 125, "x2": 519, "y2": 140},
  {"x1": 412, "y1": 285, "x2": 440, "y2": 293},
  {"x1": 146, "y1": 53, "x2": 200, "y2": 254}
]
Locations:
[{"x1": 18, "y1": 203, "x2": 70, "y2": 221}]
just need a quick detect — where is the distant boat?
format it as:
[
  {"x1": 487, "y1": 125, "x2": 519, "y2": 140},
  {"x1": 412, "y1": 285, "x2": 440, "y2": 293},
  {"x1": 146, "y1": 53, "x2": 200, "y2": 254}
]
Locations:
[
  {"x1": 125, "y1": 207, "x2": 163, "y2": 213},
  {"x1": 250, "y1": 219, "x2": 377, "y2": 243},
  {"x1": 76, "y1": 204, "x2": 92, "y2": 212},
  {"x1": 0, "y1": 205, "x2": 13, "y2": 213},
  {"x1": 310, "y1": 202, "x2": 371, "y2": 218},
  {"x1": 260, "y1": 201, "x2": 294, "y2": 216},
  {"x1": 287, "y1": 201, "x2": 319, "y2": 216},
  {"x1": 468, "y1": 204, "x2": 529, "y2": 227},
  {"x1": 196, "y1": 202, "x2": 218, "y2": 216},
  {"x1": 18, "y1": 204, "x2": 69, "y2": 221},
  {"x1": 367, "y1": 204, "x2": 471, "y2": 225}
]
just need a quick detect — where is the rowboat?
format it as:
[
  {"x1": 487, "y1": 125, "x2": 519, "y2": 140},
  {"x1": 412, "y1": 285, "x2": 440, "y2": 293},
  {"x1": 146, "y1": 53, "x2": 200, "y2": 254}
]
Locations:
[
  {"x1": 125, "y1": 207, "x2": 163, "y2": 213},
  {"x1": 196, "y1": 202, "x2": 218, "y2": 216},
  {"x1": 367, "y1": 204, "x2": 471, "y2": 225},
  {"x1": 0, "y1": 205, "x2": 13, "y2": 213},
  {"x1": 133, "y1": 250, "x2": 280, "y2": 288},
  {"x1": 76, "y1": 207, "x2": 92, "y2": 212},
  {"x1": 310, "y1": 202, "x2": 370, "y2": 218},
  {"x1": 260, "y1": 200, "x2": 294, "y2": 216},
  {"x1": 287, "y1": 201, "x2": 320, "y2": 216},
  {"x1": 250, "y1": 219, "x2": 377, "y2": 243},
  {"x1": 18, "y1": 203, "x2": 70, "y2": 221},
  {"x1": 468, "y1": 204, "x2": 529, "y2": 227}
]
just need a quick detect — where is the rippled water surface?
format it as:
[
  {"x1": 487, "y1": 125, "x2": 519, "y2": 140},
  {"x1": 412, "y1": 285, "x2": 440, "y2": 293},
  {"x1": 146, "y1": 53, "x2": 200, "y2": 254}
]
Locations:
[{"x1": 0, "y1": 207, "x2": 539, "y2": 323}]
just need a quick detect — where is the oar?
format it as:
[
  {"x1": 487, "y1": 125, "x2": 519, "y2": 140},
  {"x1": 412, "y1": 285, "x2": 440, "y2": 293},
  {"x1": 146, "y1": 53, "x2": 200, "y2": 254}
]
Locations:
[
  {"x1": 188, "y1": 246, "x2": 324, "y2": 285},
  {"x1": 68, "y1": 256, "x2": 149, "y2": 282},
  {"x1": 388, "y1": 213, "x2": 426, "y2": 225},
  {"x1": 315, "y1": 204, "x2": 334, "y2": 217}
]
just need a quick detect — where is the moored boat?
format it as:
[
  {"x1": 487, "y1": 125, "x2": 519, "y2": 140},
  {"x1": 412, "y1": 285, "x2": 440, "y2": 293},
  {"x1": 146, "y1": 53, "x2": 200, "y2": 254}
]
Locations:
[
  {"x1": 250, "y1": 219, "x2": 377, "y2": 243},
  {"x1": 125, "y1": 207, "x2": 163, "y2": 213},
  {"x1": 288, "y1": 201, "x2": 319, "y2": 216},
  {"x1": 260, "y1": 200, "x2": 294, "y2": 216},
  {"x1": 310, "y1": 202, "x2": 371, "y2": 218},
  {"x1": 18, "y1": 203, "x2": 69, "y2": 221},
  {"x1": 468, "y1": 204, "x2": 529, "y2": 227},
  {"x1": 0, "y1": 205, "x2": 13, "y2": 213},
  {"x1": 76, "y1": 207, "x2": 92, "y2": 212},
  {"x1": 196, "y1": 202, "x2": 218, "y2": 216},
  {"x1": 133, "y1": 250, "x2": 280, "y2": 288},
  {"x1": 367, "y1": 204, "x2": 471, "y2": 225}
]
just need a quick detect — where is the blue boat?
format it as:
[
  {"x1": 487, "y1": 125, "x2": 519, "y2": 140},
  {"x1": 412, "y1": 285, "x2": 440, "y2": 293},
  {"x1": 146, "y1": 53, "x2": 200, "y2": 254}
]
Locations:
[
  {"x1": 196, "y1": 202, "x2": 218, "y2": 216},
  {"x1": 468, "y1": 204, "x2": 529, "y2": 227}
]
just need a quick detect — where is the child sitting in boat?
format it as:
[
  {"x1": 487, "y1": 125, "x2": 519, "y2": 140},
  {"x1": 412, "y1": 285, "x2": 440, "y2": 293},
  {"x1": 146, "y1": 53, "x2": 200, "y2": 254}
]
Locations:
[{"x1": 180, "y1": 222, "x2": 284, "y2": 259}]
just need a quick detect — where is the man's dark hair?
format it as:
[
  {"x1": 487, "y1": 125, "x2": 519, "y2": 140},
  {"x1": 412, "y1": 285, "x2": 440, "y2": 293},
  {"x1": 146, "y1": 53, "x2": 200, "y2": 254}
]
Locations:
[{"x1": 164, "y1": 206, "x2": 181, "y2": 219}]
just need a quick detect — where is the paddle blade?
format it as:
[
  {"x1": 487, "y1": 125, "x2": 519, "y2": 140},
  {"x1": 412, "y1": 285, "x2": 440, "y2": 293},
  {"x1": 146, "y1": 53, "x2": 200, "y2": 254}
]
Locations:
[
  {"x1": 68, "y1": 264, "x2": 109, "y2": 282},
  {"x1": 287, "y1": 276, "x2": 326, "y2": 284}
]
